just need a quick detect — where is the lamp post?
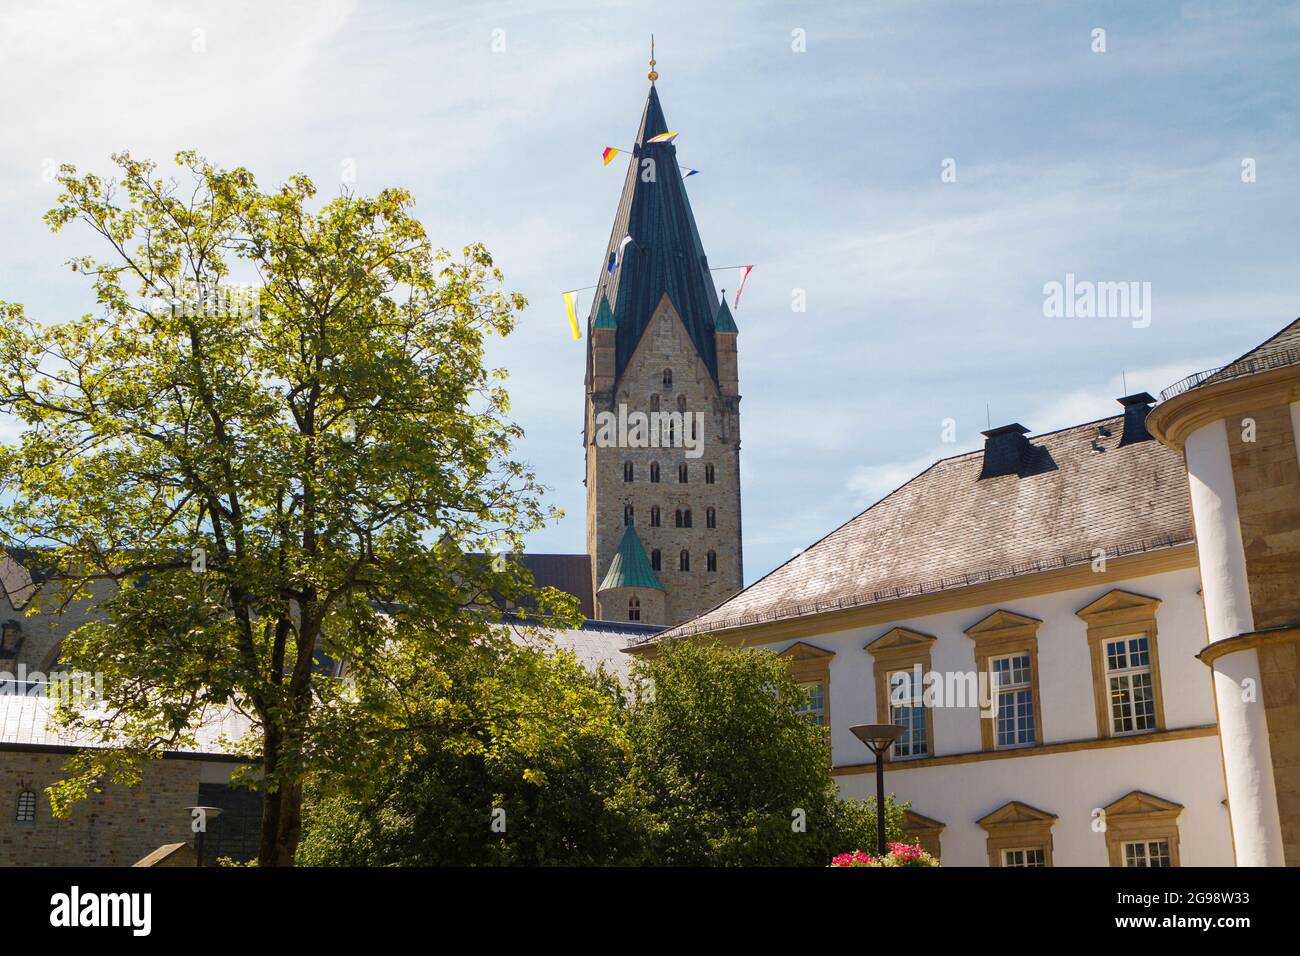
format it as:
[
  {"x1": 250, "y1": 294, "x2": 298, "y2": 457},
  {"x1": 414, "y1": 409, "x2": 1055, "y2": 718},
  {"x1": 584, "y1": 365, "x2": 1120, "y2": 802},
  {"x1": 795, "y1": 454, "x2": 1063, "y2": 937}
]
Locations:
[
  {"x1": 184, "y1": 806, "x2": 223, "y2": 867},
  {"x1": 849, "y1": 723, "x2": 904, "y2": 857}
]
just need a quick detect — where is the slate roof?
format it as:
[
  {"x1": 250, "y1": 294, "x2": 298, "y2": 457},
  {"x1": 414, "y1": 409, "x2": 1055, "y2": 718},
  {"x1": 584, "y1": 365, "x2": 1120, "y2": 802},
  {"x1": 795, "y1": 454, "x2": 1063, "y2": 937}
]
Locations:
[
  {"x1": 651, "y1": 411, "x2": 1194, "y2": 641},
  {"x1": 507, "y1": 619, "x2": 663, "y2": 684},
  {"x1": 0, "y1": 691, "x2": 251, "y2": 758},
  {"x1": 597, "y1": 525, "x2": 664, "y2": 592},
  {"x1": 587, "y1": 85, "x2": 722, "y2": 387},
  {"x1": 1205, "y1": 316, "x2": 1300, "y2": 386},
  {"x1": 515, "y1": 553, "x2": 595, "y2": 619}
]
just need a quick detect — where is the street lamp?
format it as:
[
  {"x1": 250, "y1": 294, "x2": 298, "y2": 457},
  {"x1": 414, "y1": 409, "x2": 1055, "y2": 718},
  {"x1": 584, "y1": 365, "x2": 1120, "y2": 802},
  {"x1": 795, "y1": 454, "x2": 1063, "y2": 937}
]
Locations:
[
  {"x1": 849, "y1": 723, "x2": 904, "y2": 857},
  {"x1": 184, "y1": 805, "x2": 223, "y2": 867}
]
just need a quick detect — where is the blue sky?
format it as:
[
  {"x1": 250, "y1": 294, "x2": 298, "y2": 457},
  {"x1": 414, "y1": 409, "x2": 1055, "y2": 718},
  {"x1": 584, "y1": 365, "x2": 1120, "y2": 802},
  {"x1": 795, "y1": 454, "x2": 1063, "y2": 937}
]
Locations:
[{"x1": 1, "y1": 1, "x2": 1297, "y2": 582}]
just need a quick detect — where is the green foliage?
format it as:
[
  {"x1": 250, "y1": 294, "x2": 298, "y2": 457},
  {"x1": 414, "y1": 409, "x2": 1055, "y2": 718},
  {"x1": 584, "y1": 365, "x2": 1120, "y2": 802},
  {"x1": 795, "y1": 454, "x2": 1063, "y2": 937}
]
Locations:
[
  {"x1": 0, "y1": 151, "x2": 577, "y2": 864},
  {"x1": 298, "y1": 634, "x2": 635, "y2": 866},
  {"x1": 297, "y1": 636, "x2": 907, "y2": 867}
]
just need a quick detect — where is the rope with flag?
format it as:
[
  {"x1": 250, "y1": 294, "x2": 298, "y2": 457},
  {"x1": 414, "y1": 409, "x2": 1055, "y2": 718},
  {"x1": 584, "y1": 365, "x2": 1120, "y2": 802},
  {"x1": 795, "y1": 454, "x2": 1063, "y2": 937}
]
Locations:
[
  {"x1": 733, "y1": 265, "x2": 754, "y2": 309},
  {"x1": 563, "y1": 290, "x2": 581, "y2": 340},
  {"x1": 601, "y1": 145, "x2": 699, "y2": 178}
]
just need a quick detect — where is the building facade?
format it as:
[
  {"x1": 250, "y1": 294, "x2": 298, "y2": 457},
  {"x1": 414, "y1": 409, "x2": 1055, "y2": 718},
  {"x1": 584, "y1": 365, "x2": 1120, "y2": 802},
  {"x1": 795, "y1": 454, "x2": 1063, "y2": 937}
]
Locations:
[{"x1": 636, "y1": 318, "x2": 1300, "y2": 867}]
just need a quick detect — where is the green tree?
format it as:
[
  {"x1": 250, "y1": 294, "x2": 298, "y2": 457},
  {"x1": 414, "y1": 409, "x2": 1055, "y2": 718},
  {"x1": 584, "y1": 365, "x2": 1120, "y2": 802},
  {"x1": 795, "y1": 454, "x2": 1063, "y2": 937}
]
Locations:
[
  {"x1": 0, "y1": 151, "x2": 576, "y2": 865},
  {"x1": 619, "y1": 639, "x2": 905, "y2": 866},
  {"x1": 298, "y1": 637, "x2": 636, "y2": 866}
]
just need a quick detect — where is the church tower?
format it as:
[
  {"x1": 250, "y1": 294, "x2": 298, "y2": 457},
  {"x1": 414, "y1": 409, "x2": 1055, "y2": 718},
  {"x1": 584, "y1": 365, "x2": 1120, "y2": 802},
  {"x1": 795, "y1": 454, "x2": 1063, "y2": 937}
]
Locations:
[{"x1": 584, "y1": 67, "x2": 743, "y2": 627}]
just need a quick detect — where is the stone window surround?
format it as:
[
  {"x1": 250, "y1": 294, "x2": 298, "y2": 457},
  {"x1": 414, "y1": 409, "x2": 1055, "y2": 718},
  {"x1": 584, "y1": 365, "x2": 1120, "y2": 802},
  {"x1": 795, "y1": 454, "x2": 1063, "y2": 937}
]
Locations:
[
  {"x1": 864, "y1": 626, "x2": 938, "y2": 762},
  {"x1": 977, "y1": 800, "x2": 1057, "y2": 867},
  {"x1": 964, "y1": 610, "x2": 1045, "y2": 752},
  {"x1": 1075, "y1": 590, "x2": 1167, "y2": 739},
  {"x1": 779, "y1": 642, "x2": 835, "y2": 733},
  {"x1": 1102, "y1": 790, "x2": 1183, "y2": 867}
]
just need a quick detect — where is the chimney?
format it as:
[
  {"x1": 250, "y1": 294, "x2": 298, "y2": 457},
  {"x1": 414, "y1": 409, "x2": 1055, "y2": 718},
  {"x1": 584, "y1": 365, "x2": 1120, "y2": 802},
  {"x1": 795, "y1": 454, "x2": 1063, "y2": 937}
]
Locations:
[
  {"x1": 979, "y1": 423, "x2": 1034, "y2": 479},
  {"x1": 1117, "y1": 392, "x2": 1156, "y2": 446}
]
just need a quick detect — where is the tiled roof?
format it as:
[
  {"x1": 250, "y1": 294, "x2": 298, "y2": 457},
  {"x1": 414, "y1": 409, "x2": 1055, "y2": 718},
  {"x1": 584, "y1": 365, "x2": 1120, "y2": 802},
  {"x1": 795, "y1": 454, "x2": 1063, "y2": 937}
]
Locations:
[
  {"x1": 0, "y1": 691, "x2": 252, "y2": 758},
  {"x1": 515, "y1": 553, "x2": 595, "y2": 619},
  {"x1": 587, "y1": 85, "x2": 722, "y2": 387},
  {"x1": 597, "y1": 525, "x2": 663, "y2": 592},
  {"x1": 1205, "y1": 316, "x2": 1300, "y2": 385},
  {"x1": 653, "y1": 412, "x2": 1193, "y2": 641}
]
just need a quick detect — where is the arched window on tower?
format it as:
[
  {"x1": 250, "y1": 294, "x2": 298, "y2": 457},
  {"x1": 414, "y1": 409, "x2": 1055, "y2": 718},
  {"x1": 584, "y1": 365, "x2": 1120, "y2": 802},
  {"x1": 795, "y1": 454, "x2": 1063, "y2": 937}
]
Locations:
[
  {"x1": 623, "y1": 461, "x2": 634, "y2": 482},
  {"x1": 707, "y1": 550, "x2": 717, "y2": 573},
  {"x1": 650, "y1": 506, "x2": 661, "y2": 527},
  {"x1": 706, "y1": 507, "x2": 716, "y2": 529},
  {"x1": 682, "y1": 508, "x2": 692, "y2": 528},
  {"x1": 650, "y1": 394, "x2": 661, "y2": 413},
  {"x1": 650, "y1": 462, "x2": 660, "y2": 483},
  {"x1": 662, "y1": 368, "x2": 673, "y2": 389},
  {"x1": 651, "y1": 549, "x2": 661, "y2": 572},
  {"x1": 705, "y1": 464, "x2": 715, "y2": 484},
  {"x1": 628, "y1": 596, "x2": 641, "y2": 622},
  {"x1": 676, "y1": 393, "x2": 687, "y2": 412},
  {"x1": 679, "y1": 550, "x2": 690, "y2": 572},
  {"x1": 624, "y1": 504, "x2": 634, "y2": 527},
  {"x1": 674, "y1": 509, "x2": 683, "y2": 528},
  {"x1": 678, "y1": 463, "x2": 688, "y2": 483},
  {"x1": 16, "y1": 790, "x2": 35, "y2": 824}
]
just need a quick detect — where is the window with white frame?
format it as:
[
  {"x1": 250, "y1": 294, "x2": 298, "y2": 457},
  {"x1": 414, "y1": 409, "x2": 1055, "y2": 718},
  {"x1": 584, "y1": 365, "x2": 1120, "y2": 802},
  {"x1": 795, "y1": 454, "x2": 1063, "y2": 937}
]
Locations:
[
  {"x1": 1105, "y1": 636, "x2": 1156, "y2": 735},
  {"x1": 16, "y1": 790, "x2": 35, "y2": 823},
  {"x1": 1002, "y1": 847, "x2": 1046, "y2": 867},
  {"x1": 797, "y1": 681, "x2": 825, "y2": 727},
  {"x1": 1122, "y1": 839, "x2": 1171, "y2": 867},
  {"x1": 992, "y1": 654, "x2": 1036, "y2": 748},
  {"x1": 888, "y1": 669, "x2": 927, "y2": 758}
]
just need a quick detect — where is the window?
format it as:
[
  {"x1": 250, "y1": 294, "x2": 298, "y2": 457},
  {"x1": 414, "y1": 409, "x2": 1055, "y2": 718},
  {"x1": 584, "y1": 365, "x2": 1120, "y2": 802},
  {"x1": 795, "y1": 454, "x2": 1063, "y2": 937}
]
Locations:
[
  {"x1": 623, "y1": 461, "x2": 634, "y2": 482},
  {"x1": 651, "y1": 549, "x2": 661, "y2": 572},
  {"x1": 679, "y1": 550, "x2": 690, "y2": 572},
  {"x1": 623, "y1": 504, "x2": 634, "y2": 527},
  {"x1": 797, "y1": 682, "x2": 826, "y2": 727},
  {"x1": 866, "y1": 627, "x2": 937, "y2": 761},
  {"x1": 705, "y1": 464, "x2": 715, "y2": 484},
  {"x1": 977, "y1": 800, "x2": 1056, "y2": 866},
  {"x1": 706, "y1": 550, "x2": 717, "y2": 572},
  {"x1": 1123, "y1": 840, "x2": 1171, "y2": 868},
  {"x1": 889, "y1": 668, "x2": 928, "y2": 758},
  {"x1": 649, "y1": 461, "x2": 660, "y2": 483},
  {"x1": 1002, "y1": 847, "x2": 1046, "y2": 868},
  {"x1": 992, "y1": 654, "x2": 1036, "y2": 748},
  {"x1": 676, "y1": 393, "x2": 687, "y2": 412},
  {"x1": 682, "y1": 508, "x2": 692, "y2": 528},
  {"x1": 662, "y1": 368, "x2": 672, "y2": 389},
  {"x1": 650, "y1": 505, "x2": 661, "y2": 527},
  {"x1": 628, "y1": 596, "x2": 641, "y2": 622},
  {"x1": 1076, "y1": 590, "x2": 1165, "y2": 739},
  {"x1": 1105, "y1": 636, "x2": 1156, "y2": 734},
  {"x1": 965, "y1": 610, "x2": 1043, "y2": 752},
  {"x1": 16, "y1": 790, "x2": 35, "y2": 824},
  {"x1": 650, "y1": 394, "x2": 660, "y2": 413},
  {"x1": 678, "y1": 463, "x2": 688, "y2": 483},
  {"x1": 1101, "y1": 791, "x2": 1182, "y2": 867},
  {"x1": 706, "y1": 507, "x2": 716, "y2": 529}
]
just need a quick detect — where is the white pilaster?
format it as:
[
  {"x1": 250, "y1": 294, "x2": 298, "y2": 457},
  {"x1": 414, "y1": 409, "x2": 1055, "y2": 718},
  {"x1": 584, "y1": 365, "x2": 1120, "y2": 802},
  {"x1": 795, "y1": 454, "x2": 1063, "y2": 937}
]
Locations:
[{"x1": 1184, "y1": 418, "x2": 1283, "y2": 865}]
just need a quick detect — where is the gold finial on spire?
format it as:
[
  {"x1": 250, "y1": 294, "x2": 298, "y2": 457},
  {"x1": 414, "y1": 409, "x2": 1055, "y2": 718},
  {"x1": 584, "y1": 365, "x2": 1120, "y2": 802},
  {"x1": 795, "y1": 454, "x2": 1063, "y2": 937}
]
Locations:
[{"x1": 648, "y1": 34, "x2": 658, "y2": 82}]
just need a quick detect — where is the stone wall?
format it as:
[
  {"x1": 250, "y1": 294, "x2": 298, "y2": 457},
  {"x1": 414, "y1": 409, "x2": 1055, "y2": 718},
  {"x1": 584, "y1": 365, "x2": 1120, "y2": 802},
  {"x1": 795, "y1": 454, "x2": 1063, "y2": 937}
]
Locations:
[
  {"x1": 586, "y1": 295, "x2": 743, "y2": 625},
  {"x1": 0, "y1": 750, "x2": 201, "y2": 866}
]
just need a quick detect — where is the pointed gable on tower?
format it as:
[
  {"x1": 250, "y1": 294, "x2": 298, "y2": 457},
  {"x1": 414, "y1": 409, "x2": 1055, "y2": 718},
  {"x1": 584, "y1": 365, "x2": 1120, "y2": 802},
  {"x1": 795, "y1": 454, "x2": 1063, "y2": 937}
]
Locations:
[{"x1": 587, "y1": 84, "x2": 722, "y2": 389}]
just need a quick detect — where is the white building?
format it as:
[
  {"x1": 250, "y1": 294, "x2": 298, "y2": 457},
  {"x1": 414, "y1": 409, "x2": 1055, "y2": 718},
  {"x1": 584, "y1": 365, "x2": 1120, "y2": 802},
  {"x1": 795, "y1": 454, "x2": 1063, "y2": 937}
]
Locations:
[{"x1": 632, "y1": 317, "x2": 1300, "y2": 867}]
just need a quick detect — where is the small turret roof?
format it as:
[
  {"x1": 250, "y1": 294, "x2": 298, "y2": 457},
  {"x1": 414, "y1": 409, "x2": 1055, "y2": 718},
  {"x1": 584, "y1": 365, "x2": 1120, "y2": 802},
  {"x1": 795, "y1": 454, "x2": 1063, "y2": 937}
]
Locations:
[{"x1": 597, "y1": 524, "x2": 664, "y2": 592}]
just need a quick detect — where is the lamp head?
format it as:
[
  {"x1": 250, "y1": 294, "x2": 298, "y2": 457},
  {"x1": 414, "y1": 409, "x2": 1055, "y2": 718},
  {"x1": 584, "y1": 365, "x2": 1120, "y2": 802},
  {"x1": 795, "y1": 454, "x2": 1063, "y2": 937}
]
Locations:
[{"x1": 850, "y1": 723, "x2": 904, "y2": 755}]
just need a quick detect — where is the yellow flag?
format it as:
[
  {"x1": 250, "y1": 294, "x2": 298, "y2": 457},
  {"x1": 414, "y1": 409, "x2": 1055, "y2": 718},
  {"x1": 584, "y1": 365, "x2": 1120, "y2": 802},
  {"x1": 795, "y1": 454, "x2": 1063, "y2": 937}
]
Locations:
[{"x1": 564, "y1": 291, "x2": 580, "y2": 340}]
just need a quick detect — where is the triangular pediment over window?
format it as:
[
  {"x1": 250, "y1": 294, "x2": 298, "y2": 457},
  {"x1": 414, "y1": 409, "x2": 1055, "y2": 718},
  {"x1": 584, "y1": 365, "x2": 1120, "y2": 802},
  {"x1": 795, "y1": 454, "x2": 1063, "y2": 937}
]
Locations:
[
  {"x1": 964, "y1": 609, "x2": 1042, "y2": 641},
  {"x1": 778, "y1": 641, "x2": 835, "y2": 663},
  {"x1": 1102, "y1": 790, "x2": 1183, "y2": 819},
  {"x1": 977, "y1": 800, "x2": 1058, "y2": 829},
  {"x1": 865, "y1": 626, "x2": 936, "y2": 656},
  {"x1": 1076, "y1": 589, "x2": 1162, "y2": 623}
]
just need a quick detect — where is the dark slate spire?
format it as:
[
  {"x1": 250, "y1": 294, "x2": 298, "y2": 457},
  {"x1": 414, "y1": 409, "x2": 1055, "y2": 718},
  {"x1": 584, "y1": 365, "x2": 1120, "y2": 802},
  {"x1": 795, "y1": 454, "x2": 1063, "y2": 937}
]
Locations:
[{"x1": 588, "y1": 85, "x2": 720, "y2": 385}]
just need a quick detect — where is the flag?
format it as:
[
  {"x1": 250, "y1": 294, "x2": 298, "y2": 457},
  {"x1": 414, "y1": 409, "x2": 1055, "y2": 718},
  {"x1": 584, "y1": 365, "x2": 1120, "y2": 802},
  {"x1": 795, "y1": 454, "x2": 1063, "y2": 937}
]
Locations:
[
  {"x1": 607, "y1": 235, "x2": 635, "y2": 274},
  {"x1": 734, "y1": 265, "x2": 754, "y2": 309},
  {"x1": 682, "y1": 167, "x2": 699, "y2": 178},
  {"x1": 564, "y1": 291, "x2": 580, "y2": 340},
  {"x1": 647, "y1": 132, "x2": 677, "y2": 144},
  {"x1": 602, "y1": 147, "x2": 621, "y2": 166}
]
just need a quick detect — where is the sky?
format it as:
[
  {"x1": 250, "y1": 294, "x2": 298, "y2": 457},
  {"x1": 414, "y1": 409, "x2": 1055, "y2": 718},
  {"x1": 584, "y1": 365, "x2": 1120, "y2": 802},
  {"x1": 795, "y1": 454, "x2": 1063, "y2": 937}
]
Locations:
[{"x1": 1, "y1": 0, "x2": 1297, "y2": 583}]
